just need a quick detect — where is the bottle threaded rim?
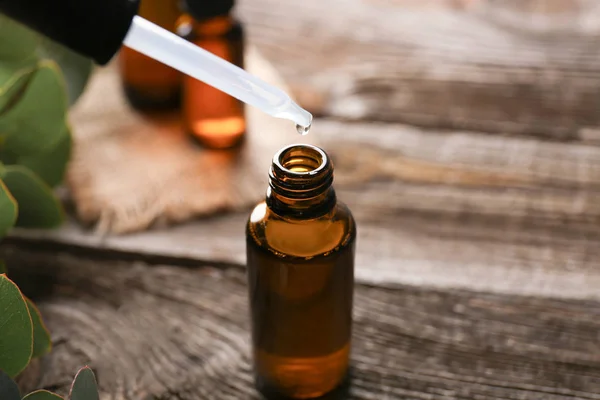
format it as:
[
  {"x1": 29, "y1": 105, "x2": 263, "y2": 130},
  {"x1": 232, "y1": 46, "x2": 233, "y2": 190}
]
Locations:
[{"x1": 269, "y1": 144, "x2": 334, "y2": 199}]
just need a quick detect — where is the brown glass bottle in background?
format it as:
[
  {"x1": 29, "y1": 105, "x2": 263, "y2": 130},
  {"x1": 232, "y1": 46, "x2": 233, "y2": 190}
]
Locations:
[
  {"x1": 177, "y1": 0, "x2": 245, "y2": 149},
  {"x1": 246, "y1": 144, "x2": 356, "y2": 399},
  {"x1": 119, "y1": 0, "x2": 181, "y2": 110}
]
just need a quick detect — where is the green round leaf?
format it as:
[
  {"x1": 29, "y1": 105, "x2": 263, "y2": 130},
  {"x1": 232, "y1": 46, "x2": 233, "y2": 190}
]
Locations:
[
  {"x1": 0, "y1": 178, "x2": 18, "y2": 237},
  {"x1": 0, "y1": 165, "x2": 63, "y2": 228},
  {"x1": 25, "y1": 298, "x2": 52, "y2": 358},
  {"x1": 68, "y1": 367, "x2": 99, "y2": 400},
  {"x1": 16, "y1": 125, "x2": 72, "y2": 188},
  {"x1": 0, "y1": 274, "x2": 33, "y2": 377},
  {"x1": 0, "y1": 14, "x2": 39, "y2": 63},
  {"x1": 0, "y1": 61, "x2": 68, "y2": 156},
  {"x1": 0, "y1": 63, "x2": 36, "y2": 114},
  {"x1": 0, "y1": 370, "x2": 21, "y2": 400},
  {"x1": 23, "y1": 390, "x2": 63, "y2": 400},
  {"x1": 37, "y1": 39, "x2": 93, "y2": 106}
]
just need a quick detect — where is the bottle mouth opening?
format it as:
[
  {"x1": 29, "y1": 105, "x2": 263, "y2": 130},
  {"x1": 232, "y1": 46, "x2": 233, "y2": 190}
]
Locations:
[
  {"x1": 275, "y1": 144, "x2": 327, "y2": 176},
  {"x1": 270, "y1": 144, "x2": 334, "y2": 197}
]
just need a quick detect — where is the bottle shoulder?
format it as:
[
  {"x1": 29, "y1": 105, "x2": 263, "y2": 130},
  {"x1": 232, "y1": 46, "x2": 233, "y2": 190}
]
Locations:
[{"x1": 247, "y1": 201, "x2": 356, "y2": 259}]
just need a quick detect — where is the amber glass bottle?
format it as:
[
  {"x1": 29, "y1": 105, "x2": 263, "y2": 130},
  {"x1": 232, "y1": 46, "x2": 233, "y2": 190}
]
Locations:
[
  {"x1": 246, "y1": 144, "x2": 356, "y2": 399},
  {"x1": 119, "y1": 0, "x2": 181, "y2": 110},
  {"x1": 177, "y1": 0, "x2": 245, "y2": 149}
]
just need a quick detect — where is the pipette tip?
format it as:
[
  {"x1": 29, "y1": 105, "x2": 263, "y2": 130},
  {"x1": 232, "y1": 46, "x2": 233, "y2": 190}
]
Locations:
[
  {"x1": 272, "y1": 99, "x2": 313, "y2": 134},
  {"x1": 296, "y1": 123, "x2": 311, "y2": 135}
]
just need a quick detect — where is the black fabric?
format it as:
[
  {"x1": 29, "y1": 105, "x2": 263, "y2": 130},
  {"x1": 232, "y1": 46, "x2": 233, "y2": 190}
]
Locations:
[
  {"x1": 0, "y1": 0, "x2": 140, "y2": 65},
  {"x1": 182, "y1": 0, "x2": 234, "y2": 20}
]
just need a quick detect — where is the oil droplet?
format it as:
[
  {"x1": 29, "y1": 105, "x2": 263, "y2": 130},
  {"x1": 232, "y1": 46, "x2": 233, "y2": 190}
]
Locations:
[{"x1": 296, "y1": 123, "x2": 311, "y2": 136}]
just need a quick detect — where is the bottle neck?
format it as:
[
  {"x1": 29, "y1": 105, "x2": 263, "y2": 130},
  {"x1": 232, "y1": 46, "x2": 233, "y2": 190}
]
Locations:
[
  {"x1": 266, "y1": 144, "x2": 336, "y2": 218},
  {"x1": 177, "y1": 14, "x2": 233, "y2": 36},
  {"x1": 266, "y1": 186, "x2": 336, "y2": 218},
  {"x1": 195, "y1": 15, "x2": 233, "y2": 35},
  {"x1": 181, "y1": 0, "x2": 235, "y2": 29}
]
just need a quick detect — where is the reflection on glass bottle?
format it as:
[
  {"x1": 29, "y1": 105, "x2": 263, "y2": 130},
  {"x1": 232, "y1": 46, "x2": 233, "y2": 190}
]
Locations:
[
  {"x1": 119, "y1": 0, "x2": 182, "y2": 110},
  {"x1": 177, "y1": 0, "x2": 245, "y2": 149},
  {"x1": 246, "y1": 144, "x2": 356, "y2": 399}
]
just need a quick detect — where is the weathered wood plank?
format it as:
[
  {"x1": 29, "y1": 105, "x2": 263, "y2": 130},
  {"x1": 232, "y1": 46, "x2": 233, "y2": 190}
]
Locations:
[
  {"x1": 15, "y1": 117, "x2": 600, "y2": 299},
  {"x1": 4, "y1": 244, "x2": 600, "y2": 400},
  {"x1": 237, "y1": 0, "x2": 600, "y2": 139},
  {"x1": 48, "y1": 37, "x2": 600, "y2": 298}
]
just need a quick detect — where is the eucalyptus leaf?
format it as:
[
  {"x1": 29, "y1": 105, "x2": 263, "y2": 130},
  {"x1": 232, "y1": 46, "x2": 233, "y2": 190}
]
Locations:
[
  {"x1": 0, "y1": 61, "x2": 68, "y2": 156},
  {"x1": 0, "y1": 63, "x2": 36, "y2": 114},
  {"x1": 25, "y1": 298, "x2": 52, "y2": 358},
  {"x1": 16, "y1": 125, "x2": 72, "y2": 188},
  {"x1": 37, "y1": 39, "x2": 93, "y2": 106},
  {"x1": 0, "y1": 14, "x2": 39, "y2": 63},
  {"x1": 0, "y1": 274, "x2": 33, "y2": 378},
  {"x1": 0, "y1": 165, "x2": 63, "y2": 228},
  {"x1": 68, "y1": 367, "x2": 99, "y2": 400},
  {"x1": 23, "y1": 390, "x2": 63, "y2": 400},
  {"x1": 0, "y1": 370, "x2": 21, "y2": 400},
  {"x1": 0, "y1": 178, "x2": 18, "y2": 237}
]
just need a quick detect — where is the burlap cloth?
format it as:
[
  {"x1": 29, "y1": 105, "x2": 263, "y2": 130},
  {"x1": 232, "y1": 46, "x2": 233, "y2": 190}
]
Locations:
[{"x1": 67, "y1": 47, "x2": 318, "y2": 234}]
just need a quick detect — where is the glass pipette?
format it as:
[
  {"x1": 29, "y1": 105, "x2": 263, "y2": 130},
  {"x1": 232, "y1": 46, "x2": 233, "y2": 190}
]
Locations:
[{"x1": 123, "y1": 16, "x2": 313, "y2": 132}]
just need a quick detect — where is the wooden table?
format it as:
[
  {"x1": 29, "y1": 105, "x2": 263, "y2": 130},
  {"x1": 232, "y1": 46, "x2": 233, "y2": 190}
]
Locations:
[{"x1": 4, "y1": 0, "x2": 600, "y2": 398}]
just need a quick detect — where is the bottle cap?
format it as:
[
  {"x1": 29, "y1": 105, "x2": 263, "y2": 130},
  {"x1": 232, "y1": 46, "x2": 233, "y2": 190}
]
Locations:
[
  {"x1": 0, "y1": 0, "x2": 141, "y2": 65},
  {"x1": 182, "y1": 0, "x2": 235, "y2": 20}
]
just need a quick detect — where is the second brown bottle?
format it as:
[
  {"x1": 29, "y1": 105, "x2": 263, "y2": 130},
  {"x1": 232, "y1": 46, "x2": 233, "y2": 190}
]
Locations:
[{"x1": 177, "y1": 0, "x2": 246, "y2": 149}]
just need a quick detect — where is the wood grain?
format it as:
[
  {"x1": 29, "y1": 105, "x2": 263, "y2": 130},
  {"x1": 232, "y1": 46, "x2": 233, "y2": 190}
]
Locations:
[
  {"x1": 15, "y1": 118, "x2": 600, "y2": 299},
  {"x1": 237, "y1": 0, "x2": 600, "y2": 139},
  {"x1": 4, "y1": 244, "x2": 600, "y2": 400}
]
